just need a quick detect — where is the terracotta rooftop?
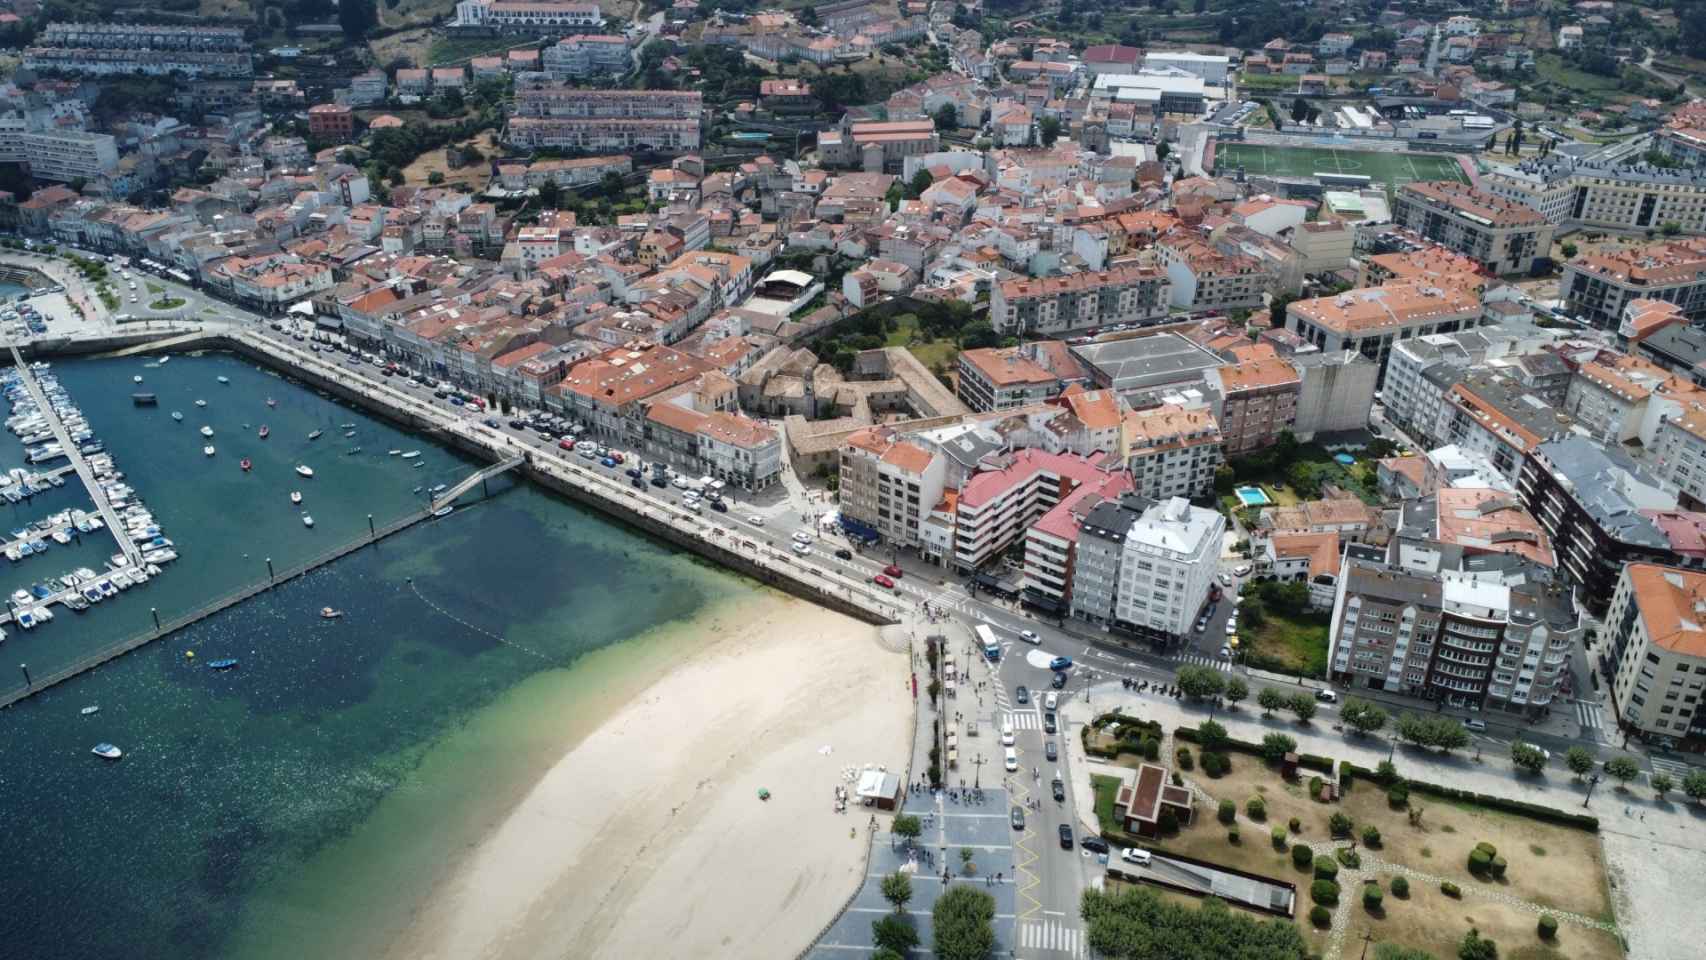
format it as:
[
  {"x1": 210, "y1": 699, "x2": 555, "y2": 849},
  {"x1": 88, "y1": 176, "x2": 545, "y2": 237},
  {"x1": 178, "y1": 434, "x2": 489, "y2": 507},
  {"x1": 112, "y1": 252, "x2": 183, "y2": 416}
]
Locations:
[
  {"x1": 1626, "y1": 563, "x2": 1706, "y2": 659},
  {"x1": 1434, "y1": 488, "x2": 1554, "y2": 567}
]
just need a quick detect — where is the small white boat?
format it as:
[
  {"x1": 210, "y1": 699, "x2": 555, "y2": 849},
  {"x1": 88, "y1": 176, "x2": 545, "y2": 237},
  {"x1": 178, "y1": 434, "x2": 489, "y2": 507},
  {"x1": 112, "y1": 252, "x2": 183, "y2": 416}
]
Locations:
[
  {"x1": 432, "y1": 506, "x2": 454, "y2": 518},
  {"x1": 388, "y1": 449, "x2": 401, "y2": 456},
  {"x1": 194, "y1": 399, "x2": 207, "y2": 407},
  {"x1": 321, "y1": 607, "x2": 343, "y2": 620},
  {"x1": 217, "y1": 376, "x2": 229, "y2": 384},
  {"x1": 295, "y1": 465, "x2": 314, "y2": 478},
  {"x1": 80, "y1": 705, "x2": 99, "y2": 716},
  {"x1": 203, "y1": 445, "x2": 216, "y2": 457},
  {"x1": 400, "y1": 450, "x2": 421, "y2": 460},
  {"x1": 132, "y1": 375, "x2": 143, "y2": 384},
  {"x1": 302, "y1": 514, "x2": 314, "y2": 528},
  {"x1": 159, "y1": 356, "x2": 170, "y2": 364},
  {"x1": 171, "y1": 411, "x2": 183, "y2": 422},
  {"x1": 199, "y1": 426, "x2": 214, "y2": 438},
  {"x1": 308, "y1": 430, "x2": 323, "y2": 440},
  {"x1": 290, "y1": 491, "x2": 302, "y2": 505},
  {"x1": 92, "y1": 743, "x2": 122, "y2": 760}
]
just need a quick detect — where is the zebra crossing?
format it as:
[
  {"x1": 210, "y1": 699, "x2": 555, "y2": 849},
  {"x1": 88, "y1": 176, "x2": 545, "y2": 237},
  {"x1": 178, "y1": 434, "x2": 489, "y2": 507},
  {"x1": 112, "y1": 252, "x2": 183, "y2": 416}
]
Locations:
[
  {"x1": 1573, "y1": 699, "x2": 1605, "y2": 734},
  {"x1": 1018, "y1": 918, "x2": 1087, "y2": 957},
  {"x1": 1650, "y1": 755, "x2": 1696, "y2": 780},
  {"x1": 1004, "y1": 708, "x2": 1043, "y2": 731},
  {"x1": 1175, "y1": 652, "x2": 1232, "y2": 673}
]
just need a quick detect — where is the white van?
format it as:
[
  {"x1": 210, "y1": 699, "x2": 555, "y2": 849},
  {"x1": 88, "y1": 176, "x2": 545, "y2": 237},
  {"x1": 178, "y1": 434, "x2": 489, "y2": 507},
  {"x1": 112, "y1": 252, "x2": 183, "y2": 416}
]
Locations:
[
  {"x1": 1004, "y1": 747, "x2": 1018, "y2": 771},
  {"x1": 1001, "y1": 719, "x2": 1015, "y2": 746}
]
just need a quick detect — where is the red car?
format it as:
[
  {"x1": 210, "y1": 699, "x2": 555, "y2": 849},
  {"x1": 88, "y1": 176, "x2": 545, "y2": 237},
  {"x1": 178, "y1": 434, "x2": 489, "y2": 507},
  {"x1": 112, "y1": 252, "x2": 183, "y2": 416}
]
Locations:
[
  {"x1": 611, "y1": 452, "x2": 625, "y2": 464},
  {"x1": 558, "y1": 439, "x2": 575, "y2": 451},
  {"x1": 883, "y1": 564, "x2": 903, "y2": 579},
  {"x1": 872, "y1": 574, "x2": 896, "y2": 589}
]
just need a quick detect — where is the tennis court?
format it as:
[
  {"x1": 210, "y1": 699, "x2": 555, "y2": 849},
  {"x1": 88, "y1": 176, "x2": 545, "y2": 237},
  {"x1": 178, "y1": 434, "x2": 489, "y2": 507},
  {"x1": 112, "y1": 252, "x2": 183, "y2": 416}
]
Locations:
[{"x1": 1211, "y1": 141, "x2": 1469, "y2": 196}]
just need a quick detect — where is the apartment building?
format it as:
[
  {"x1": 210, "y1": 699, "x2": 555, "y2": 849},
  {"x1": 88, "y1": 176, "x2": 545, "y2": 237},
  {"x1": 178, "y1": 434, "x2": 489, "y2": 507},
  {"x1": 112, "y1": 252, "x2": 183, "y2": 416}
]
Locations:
[
  {"x1": 945, "y1": 450, "x2": 1118, "y2": 572},
  {"x1": 510, "y1": 155, "x2": 632, "y2": 189},
  {"x1": 1436, "y1": 370, "x2": 1577, "y2": 483},
  {"x1": 37, "y1": 22, "x2": 248, "y2": 51},
  {"x1": 1646, "y1": 401, "x2": 1706, "y2": 509},
  {"x1": 1393, "y1": 181, "x2": 1554, "y2": 276},
  {"x1": 23, "y1": 47, "x2": 254, "y2": 78},
  {"x1": 1519, "y1": 436, "x2": 1679, "y2": 614},
  {"x1": 1292, "y1": 350, "x2": 1379, "y2": 441},
  {"x1": 452, "y1": 0, "x2": 603, "y2": 29},
  {"x1": 1285, "y1": 278, "x2": 1484, "y2": 385},
  {"x1": 15, "y1": 131, "x2": 119, "y2": 184},
  {"x1": 1605, "y1": 563, "x2": 1706, "y2": 750},
  {"x1": 308, "y1": 104, "x2": 354, "y2": 142},
  {"x1": 642, "y1": 402, "x2": 782, "y2": 491},
  {"x1": 1156, "y1": 235, "x2": 1269, "y2": 312},
  {"x1": 1069, "y1": 494, "x2": 1147, "y2": 626},
  {"x1": 839, "y1": 427, "x2": 946, "y2": 547},
  {"x1": 1562, "y1": 353, "x2": 1679, "y2": 445},
  {"x1": 1123, "y1": 402, "x2": 1222, "y2": 501},
  {"x1": 1480, "y1": 155, "x2": 1706, "y2": 235},
  {"x1": 552, "y1": 342, "x2": 713, "y2": 443},
  {"x1": 505, "y1": 118, "x2": 700, "y2": 152},
  {"x1": 1561, "y1": 237, "x2": 1706, "y2": 330},
  {"x1": 818, "y1": 120, "x2": 940, "y2": 173},
  {"x1": 990, "y1": 266, "x2": 1170, "y2": 335},
  {"x1": 1205, "y1": 356, "x2": 1300, "y2": 456},
  {"x1": 1114, "y1": 497, "x2": 1225, "y2": 643},
  {"x1": 349, "y1": 71, "x2": 388, "y2": 106},
  {"x1": 1020, "y1": 470, "x2": 1135, "y2": 615},
  {"x1": 1328, "y1": 539, "x2": 1580, "y2": 716},
  {"x1": 956, "y1": 347, "x2": 1062, "y2": 411},
  {"x1": 1380, "y1": 331, "x2": 1500, "y2": 436},
  {"x1": 542, "y1": 34, "x2": 631, "y2": 80}
]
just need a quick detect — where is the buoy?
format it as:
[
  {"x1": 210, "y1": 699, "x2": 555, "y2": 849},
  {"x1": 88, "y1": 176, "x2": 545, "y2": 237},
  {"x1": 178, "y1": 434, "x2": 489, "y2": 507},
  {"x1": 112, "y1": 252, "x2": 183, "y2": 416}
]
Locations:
[{"x1": 186, "y1": 650, "x2": 195, "y2": 658}]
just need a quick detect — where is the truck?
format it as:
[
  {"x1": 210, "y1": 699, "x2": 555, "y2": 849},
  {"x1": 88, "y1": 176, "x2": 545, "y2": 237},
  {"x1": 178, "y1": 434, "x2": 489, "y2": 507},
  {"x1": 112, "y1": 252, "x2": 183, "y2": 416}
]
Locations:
[{"x1": 975, "y1": 624, "x2": 1000, "y2": 662}]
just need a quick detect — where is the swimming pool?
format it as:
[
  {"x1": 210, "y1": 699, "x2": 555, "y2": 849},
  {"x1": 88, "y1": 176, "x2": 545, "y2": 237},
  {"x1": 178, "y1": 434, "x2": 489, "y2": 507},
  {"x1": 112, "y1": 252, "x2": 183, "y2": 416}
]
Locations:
[
  {"x1": 1334, "y1": 453, "x2": 1356, "y2": 466},
  {"x1": 1234, "y1": 486, "x2": 1271, "y2": 507}
]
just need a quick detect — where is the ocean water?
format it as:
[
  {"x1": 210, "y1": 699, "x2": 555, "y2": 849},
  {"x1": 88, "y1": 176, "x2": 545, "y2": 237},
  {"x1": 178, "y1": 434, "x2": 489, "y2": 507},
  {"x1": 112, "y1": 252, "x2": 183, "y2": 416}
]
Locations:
[{"x1": 0, "y1": 352, "x2": 754, "y2": 959}]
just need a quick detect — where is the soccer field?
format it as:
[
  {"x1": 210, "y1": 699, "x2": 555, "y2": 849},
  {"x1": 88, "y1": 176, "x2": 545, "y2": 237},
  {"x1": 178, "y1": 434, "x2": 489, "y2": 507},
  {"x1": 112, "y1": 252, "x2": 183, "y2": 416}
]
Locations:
[{"x1": 1211, "y1": 142, "x2": 1469, "y2": 196}]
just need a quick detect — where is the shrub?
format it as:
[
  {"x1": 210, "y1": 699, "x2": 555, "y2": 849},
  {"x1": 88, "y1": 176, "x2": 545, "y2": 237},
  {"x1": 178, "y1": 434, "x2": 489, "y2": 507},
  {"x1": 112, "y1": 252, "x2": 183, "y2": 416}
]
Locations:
[
  {"x1": 1538, "y1": 914, "x2": 1558, "y2": 939},
  {"x1": 1289, "y1": 816, "x2": 1302, "y2": 832},
  {"x1": 1390, "y1": 876, "x2": 1409, "y2": 898},
  {"x1": 1310, "y1": 905, "x2": 1332, "y2": 927},
  {"x1": 1202, "y1": 752, "x2": 1230, "y2": 777},
  {"x1": 1468, "y1": 848, "x2": 1492, "y2": 874},
  {"x1": 1293, "y1": 844, "x2": 1315, "y2": 868},
  {"x1": 1218, "y1": 799, "x2": 1237, "y2": 824},
  {"x1": 1171, "y1": 771, "x2": 1184, "y2": 786},
  {"x1": 1309, "y1": 776, "x2": 1325, "y2": 800},
  {"x1": 1261, "y1": 732, "x2": 1297, "y2": 762},
  {"x1": 1227, "y1": 828, "x2": 1240, "y2": 844},
  {"x1": 1329, "y1": 812, "x2": 1353, "y2": 837},
  {"x1": 1375, "y1": 759, "x2": 1400, "y2": 786},
  {"x1": 1490, "y1": 855, "x2": 1508, "y2": 878},
  {"x1": 1272, "y1": 826, "x2": 1289, "y2": 849},
  {"x1": 1441, "y1": 881, "x2": 1462, "y2": 898},
  {"x1": 1336, "y1": 847, "x2": 1361, "y2": 868},
  {"x1": 1363, "y1": 883, "x2": 1383, "y2": 909},
  {"x1": 1141, "y1": 736, "x2": 1161, "y2": 762},
  {"x1": 1176, "y1": 746, "x2": 1194, "y2": 771},
  {"x1": 1158, "y1": 809, "x2": 1179, "y2": 834},
  {"x1": 1310, "y1": 879, "x2": 1340, "y2": 905},
  {"x1": 1387, "y1": 784, "x2": 1409, "y2": 809},
  {"x1": 1361, "y1": 826, "x2": 1382, "y2": 848},
  {"x1": 1314, "y1": 855, "x2": 1339, "y2": 880},
  {"x1": 1246, "y1": 797, "x2": 1267, "y2": 821}
]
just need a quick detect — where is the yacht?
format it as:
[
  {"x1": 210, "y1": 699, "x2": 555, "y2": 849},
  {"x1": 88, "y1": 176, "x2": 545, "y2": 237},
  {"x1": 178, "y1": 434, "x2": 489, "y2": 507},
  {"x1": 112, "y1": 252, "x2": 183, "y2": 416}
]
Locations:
[
  {"x1": 432, "y1": 506, "x2": 454, "y2": 518},
  {"x1": 171, "y1": 411, "x2": 183, "y2": 422},
  {"x1": 295, "y1": 464, "x2": 314, "y2": 478},
  {"x1": 208, "y1": 658, "x2": 239, "y2": 670},
  {"x1": 290, "y1": 491, "x2": 302, "y2": 505},
  {"x1": 266, "y1": 398, "x2": 276, "y2": 408},
  {"x1": 217, "y1": 376, "x2": 229, "y2": 384},
  {"x1": 91, "y1": 743, "x2": 122, "y2": 760},
  {"x1": 158, "y1": 356, "x2": 169, "y2": 364},
  {"x1": 203, "y1": 445, "x2": 216, "y2": 457},
  {"x1": 400, "y1": 450, "x2": 421, "y2": 459},
  {"x1": 302, "y1": 514, "x2": 315, "y2": 528},
  {"x1": 389, "y1": 449, "x2": 402, "y2": 456},
  {"x1": 80, "y1": 705, "x2": 99, "y2": 716},
  {"x1": 199, "y1": 426, "x2": 214, "y2": 438}
]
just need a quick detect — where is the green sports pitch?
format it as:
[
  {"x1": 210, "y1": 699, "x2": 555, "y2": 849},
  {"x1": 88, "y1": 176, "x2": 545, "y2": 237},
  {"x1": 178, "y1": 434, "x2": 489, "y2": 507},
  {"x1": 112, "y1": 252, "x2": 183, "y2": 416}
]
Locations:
[{"x1": 1211, "y1": 142, "x2": 1469, "y2": 196}]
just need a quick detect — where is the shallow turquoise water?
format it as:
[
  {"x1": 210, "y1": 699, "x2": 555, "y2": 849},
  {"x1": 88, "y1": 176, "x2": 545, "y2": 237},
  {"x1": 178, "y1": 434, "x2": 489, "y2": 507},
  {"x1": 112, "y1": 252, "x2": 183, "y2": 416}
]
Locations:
[{"x1": 0, "y1": 352, "x2": 750, "y2": 959}]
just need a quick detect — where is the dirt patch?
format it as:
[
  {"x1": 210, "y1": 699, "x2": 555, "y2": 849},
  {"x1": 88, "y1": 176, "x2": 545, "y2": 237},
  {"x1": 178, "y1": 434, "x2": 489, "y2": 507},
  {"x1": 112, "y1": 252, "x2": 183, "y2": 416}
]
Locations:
[
  {"x1": 370, "y1": 27, "x2": 436, "y2": 70},
  {"x1": 1345, "y1": 881, "x2": 1623, "y2": 960},
  {"x1": 400, "y1": 130, "x2": 498, "y2": 189}
]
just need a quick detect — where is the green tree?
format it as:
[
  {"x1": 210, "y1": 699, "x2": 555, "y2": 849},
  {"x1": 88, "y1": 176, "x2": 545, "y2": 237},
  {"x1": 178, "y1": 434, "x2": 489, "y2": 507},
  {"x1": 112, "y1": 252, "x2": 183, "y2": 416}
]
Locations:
[
  {"x1": 1340, "y1": 698, "x2": 1388, "y2": 735},
  {"x1": 1157, "y1": 140, "x2": 1171, "y2": 163},
  {"x1": 906, "y1": 168, "x2": 934, "y2": 200},
  {"x1": 1459, "y1": 926, "x2": 1498, "y2": 960},
  {"x1": 1564, "y1": 746, "x2": 1594, "y2": 779},
  {"x1": 933, "y1": 102, "x2": 959, "y2": 131},
  {"x1": 339, "y1": 0, "x2": 378, "y2": 41},
  {"x1": 933, "y1": 885, "x2": 996, "y2": 960},
  {"x1": 1291, "y1": 96, "x2": 1311, "y2": 122},
  {"x1": 427, "y1": 171, "x2": 445, "y2": 186},
  {"x1": 1662, "y1": 221, "x2": 1683, "y2": 237},
  {"x1": 891, "y1": 814, "x2": 922, "y2": 845},
  {"x1": 880, "y1": 871, "x2": 912, "y2": 913},
  {"x1": 1198, "y1": 718, "x2": 1230, "y2": 752},
  {"x1": 1511, "y1": 742, "x2": 1547, "y2": 774},
  {"x1": 871, "y1": 914, "x2": 918, "y2": 954},
  {"x1": 1258, "y1": 687, "x2": 1286, "y2": 717},
  {"x1": 1375, "y1": 943, "x2": 1434, "y2": 960},
  {"x1": 1261, "y1": 732, "x2": 1297, "y2": 762},
  {"x1": 1224, "y1": 677, "x2": 1248, "y2": 707},
  {"x1": 537, "y1": 179, "x2": 562, "y2": 210},
  {"x1": 1039, "y1": 115, "x2": 1062, "y2": 147},
  {"x1": 799, "y1": 3, "x2": 819, "y2": 25},
  {"x1": 1432, "y1": 717, "x2": 1469, "y2": 753},
  {"x1": 1286, "y1": 693, "x2": 1318, "y2": 724},
  {"x1": 872, "y1": 949, "x2": 904, "y2": 960},
  {"x1": 1082, "y1": 886, "x2": 1307, "y2": 959},
  {"x1": 1652, "y1": 771, "x2": 1675, "y2": 798},
  {"x1": 1560, "y1": 241, "x2": 1579, "y2": 259},
  {"x1": 1604, "y1": 755, "x2": 1640, "y2": 787},
  {"x1": 960, "y1": 322, "x2": 1000, "y2": 349},
  {"x1": 1177, "y1": 665, "x2": 1227, "y2": 700},
  {"x1": 1686, "y1": 768, "x2": 1706, "y2": 802}
]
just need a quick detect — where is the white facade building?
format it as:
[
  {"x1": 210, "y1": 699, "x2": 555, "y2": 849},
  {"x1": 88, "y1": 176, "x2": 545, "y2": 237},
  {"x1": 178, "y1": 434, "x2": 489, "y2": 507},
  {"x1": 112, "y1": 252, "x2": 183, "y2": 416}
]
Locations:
[{"x1": 1114, "y1": 497, "x2": 1225, "y2": 639}]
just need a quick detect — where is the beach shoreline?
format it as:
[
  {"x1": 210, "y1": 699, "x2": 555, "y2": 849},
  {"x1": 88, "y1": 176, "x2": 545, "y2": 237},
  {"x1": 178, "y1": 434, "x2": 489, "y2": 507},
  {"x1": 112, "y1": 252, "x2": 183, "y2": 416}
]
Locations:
[{"x1": 384, "y1": 591, "x2": 912, "y2": 960}]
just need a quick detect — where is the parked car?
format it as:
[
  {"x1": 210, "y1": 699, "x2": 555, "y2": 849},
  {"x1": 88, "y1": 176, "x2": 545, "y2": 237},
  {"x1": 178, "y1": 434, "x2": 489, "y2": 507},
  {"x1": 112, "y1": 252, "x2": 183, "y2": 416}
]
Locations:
[
  {"x1": 1219, "y1": 646, "x2": 1232, "y2": 659},
  {"x1": 710, "y1": 500, "x2": 728, "y2": 513},
  {"x1": 1195, "y1": 617, "x2": 1209, "y2": 633},
  {"x1": 883, "y1": 564, "x2": 903, "y2": 578},
  {"x1": 1080, "y1": 836, "x2": 1109, "y2": 855},
  {"x1": 1004, "y1": 747, "x2": 1018, "y2": 771},
  {"x1": 872, "y1": 574, "x2": 895, "y2": 589},
  {"x1": 791, "y1": 541, "x2": 810, "y2": 555},
  {"x1": 747, "y1": 516, "x2": 765, "y2": 526},
  {"x1": 1120, "y1": 847, "x2": 1152, "y2": 867},
  {"x1": 1233, "y1": 565, "x2": 1252, "y2": 576},
  {"x1": 1314, "y1": 689, "x2": 1338, "y2": 703},
  {"x1": 792, "y1": 531, "x2": 813, "y2": 545},
  {"x1": 1465, "y1": 719, "x2": 1487, "y2": 732},
  {"x1": 1043, "y1": 713, "x2": 1056, "y2": 735},
  {"x1": 1052, "y1": 777, "x2": 1065, "y2": 802},
  {"x1": 1044, "y1": 741, "x2": 1057, "y2": 761}
]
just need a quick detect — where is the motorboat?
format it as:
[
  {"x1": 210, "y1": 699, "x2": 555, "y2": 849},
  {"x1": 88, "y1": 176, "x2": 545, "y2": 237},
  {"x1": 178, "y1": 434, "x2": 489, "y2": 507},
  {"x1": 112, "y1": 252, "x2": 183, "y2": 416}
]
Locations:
[
  {"x1": 200, "y1": 425, "x2": 214, "y2": 438},
  {"x1": 343, "y1": 430, "x2": 356, "y2": 438},
  {"x1": 308, "y1": 430, "x2": 323, "y2": 440},
  {"x1": 208, "y1": 658, "x2": 238, "y2": 670},
  {"x1": 400, "y1": 450, "x2": 421, "y2": 459},
  {"x1": 159, "y1": 356, "x2": 169, "y2": 364},
  {"x1": 432, "y1": 506, "x2": 454, "y2": 518},
  {"x1": 132, "y1": 393, "x2": 157, "y2": 406},
  {"x1": 346, "y1": 447, "x2": 361, "y2": 455},
  {"x1": 302, "y1": 514, "x2": 314, "y2": 528},
  {"x1": 171, "y1": 411, "x2": 183, "y2": 422},
  {"x1": 389, "y1": 449, "x2": 402, "y2": 456},
  {"x1": 132, "y1": 375, "x2": 143, "y2": 384},
  {"x1": 290, "y1": 490, "x2": 302, "y2": 505},
  {"x1": 80, "y1": 705, "x2": 99, "y2": 716},
  {"x1": 258, "y1": 425, "x2": 269, "y2": 439},
  {"x1": 340, "y1": 423, "x2": 356, "y2": 429},
  {"x1": 320, "y1": 607, "x2": 343, "y2": 620},
  {"x1": 295, "y1": 464, "x2": 314, "y2": 478},
  {"x1": 217, "y1": 376, "x2": 229, "y2": 384},
  {"x1": 240, "y1": 458, "x2": 251, "y2": 472},
  {"x1": 92, "y1": 743, "x2": 122, "y2": 760},
  {"x1": 194, "y1": 399, "x2": 207, "y2": 407},
  {"x1": 203, "y1": 445, "x2": 216, "y2": 457},
  {"x1": 266, "y1": 398, "x2": 277, "y2": 408}
]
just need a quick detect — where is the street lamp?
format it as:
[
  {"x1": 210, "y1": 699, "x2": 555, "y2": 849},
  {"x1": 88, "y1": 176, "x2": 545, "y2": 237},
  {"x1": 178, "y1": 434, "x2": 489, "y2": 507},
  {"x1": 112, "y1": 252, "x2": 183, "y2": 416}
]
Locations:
[
  {"x1": 1582, "y1": 773, "x2": 1601, "y2": 808},
  {"x1": 973, "y1": 752, "x2": 985, "y2": 789}
]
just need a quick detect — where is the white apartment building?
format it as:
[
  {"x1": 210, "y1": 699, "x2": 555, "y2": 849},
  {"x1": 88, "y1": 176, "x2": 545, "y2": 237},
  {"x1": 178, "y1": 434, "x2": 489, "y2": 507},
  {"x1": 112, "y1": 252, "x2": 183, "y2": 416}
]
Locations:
[
  {"x1": 21, "y1": 131, "x2": 120, "y2": 184},
  {"x1": 1606, "y1": 563, "x2": 1706, "y2": 749},
  {"x1": 990, "y1": 266, "x2": 1171, "y2": 335},
  {"x1": 1380, "y1": 331, "x2": 1495, "y2": 435},
  {"x1": 1114, "y1": 497, "x2": 1224, "y2": 640},
  {"x1": 542, "y1": 34, "x2": 631, "y2": 80},
  {"x1": 1645, "y1": 403, "x2": 1706, "y2": 508},
  {"x1": 1481, "y1": 156, "x2": 1706, "y2": 235},
  {"x1": 452, "y1": 0, "x2": 602, "y2": 29}
]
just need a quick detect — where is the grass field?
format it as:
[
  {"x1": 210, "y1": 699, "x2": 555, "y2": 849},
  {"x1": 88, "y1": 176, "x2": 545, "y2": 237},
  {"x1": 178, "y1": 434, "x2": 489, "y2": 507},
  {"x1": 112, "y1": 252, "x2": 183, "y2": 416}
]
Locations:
[{"x1": 1213, "y1": 142, "x2": 1468, "y2": 196}]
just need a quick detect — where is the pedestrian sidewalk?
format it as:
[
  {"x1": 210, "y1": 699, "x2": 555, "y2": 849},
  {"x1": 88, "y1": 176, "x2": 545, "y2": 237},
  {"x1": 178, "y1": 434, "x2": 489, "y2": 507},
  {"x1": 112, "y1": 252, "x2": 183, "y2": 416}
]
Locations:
[{"x1": 1243, "y1": 666, "x2": 1589, "y2": 743}]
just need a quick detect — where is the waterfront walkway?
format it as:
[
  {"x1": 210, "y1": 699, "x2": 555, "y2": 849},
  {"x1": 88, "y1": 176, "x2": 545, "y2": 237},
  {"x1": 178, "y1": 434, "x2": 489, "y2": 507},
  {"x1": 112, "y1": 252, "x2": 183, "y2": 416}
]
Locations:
[
  {"x1": 8, "y1": 347, "x2": 140, "y2": 568},
  {"x1": 432, "y1": 455, "x2": 525, "y2": 510}
]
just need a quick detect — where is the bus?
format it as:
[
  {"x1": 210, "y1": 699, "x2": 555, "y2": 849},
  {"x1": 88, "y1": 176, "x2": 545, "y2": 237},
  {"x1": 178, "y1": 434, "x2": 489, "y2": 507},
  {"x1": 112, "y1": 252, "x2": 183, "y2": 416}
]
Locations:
[{"x1": 975, "y1": 624, "x2": 1000, "y2": 662}]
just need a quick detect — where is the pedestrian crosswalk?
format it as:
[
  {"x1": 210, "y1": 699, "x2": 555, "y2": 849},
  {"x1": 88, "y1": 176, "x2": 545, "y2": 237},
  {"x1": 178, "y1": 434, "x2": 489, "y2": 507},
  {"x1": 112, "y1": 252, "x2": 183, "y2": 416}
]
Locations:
[
  {"x1": 1573, "y1": 699, "x2": 1605, "y2": 733},
  {"x1": 1175, "y1": 652, "x2": 1232, "y2": 673},
  {"x1": 1018, "y1": 918, "x2": 1087, "y2": 957},
  {"x1": 1651, "y1": 755, "x2": 1696, "y2": 780},
  {"x1": 1004, "y1": 709, "x2": 1042, "y2": 731}
]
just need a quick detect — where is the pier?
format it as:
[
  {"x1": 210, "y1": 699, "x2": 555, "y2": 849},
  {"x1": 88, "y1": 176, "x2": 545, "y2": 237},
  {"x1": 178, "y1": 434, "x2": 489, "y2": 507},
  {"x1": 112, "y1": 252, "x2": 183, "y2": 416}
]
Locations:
[
  {"x1": 432, "y1": 456, "x2": 525, "y2": 510},
  {"x1": 8, "y1": 347, "x2": 141, "y2": 568}
]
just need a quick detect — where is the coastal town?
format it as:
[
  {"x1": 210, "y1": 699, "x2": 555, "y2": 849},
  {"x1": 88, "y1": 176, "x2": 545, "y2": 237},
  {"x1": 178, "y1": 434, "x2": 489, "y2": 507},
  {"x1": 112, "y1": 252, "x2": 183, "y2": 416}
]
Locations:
[{"x1": 2, "y1": 0, "x2": 1706, "y2": 957}]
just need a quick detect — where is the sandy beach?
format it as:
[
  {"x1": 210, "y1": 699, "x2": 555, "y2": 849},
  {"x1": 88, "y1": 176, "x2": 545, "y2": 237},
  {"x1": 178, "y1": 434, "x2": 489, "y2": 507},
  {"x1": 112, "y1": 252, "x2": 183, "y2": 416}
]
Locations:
[{"x1": 387, "y1": 591, "x2": 912, "y2": 960}]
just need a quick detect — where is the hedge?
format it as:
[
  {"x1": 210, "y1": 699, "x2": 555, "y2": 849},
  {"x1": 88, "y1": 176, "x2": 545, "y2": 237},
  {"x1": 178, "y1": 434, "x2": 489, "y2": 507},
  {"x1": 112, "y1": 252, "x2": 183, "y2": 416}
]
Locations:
[
  {"x1": 1083, "y1": 715, "x2": 1168, "y2": 760},
  {"x1": 1441, "y1": 881, "x2": 1462, "y2": 898},
  {"x1": 1339, "y1": 761, "x2": 1600, "y2": 831},
  {"x1": 1298, "y1": 753, "x2": 1335, "y2": 773}
]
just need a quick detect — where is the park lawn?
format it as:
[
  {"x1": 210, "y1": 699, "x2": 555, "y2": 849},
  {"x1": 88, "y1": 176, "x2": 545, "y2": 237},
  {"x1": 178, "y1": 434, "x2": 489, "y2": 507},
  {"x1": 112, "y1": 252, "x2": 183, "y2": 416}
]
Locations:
[
  {"x1": 149, "y1": 297, "x2": 185, "y2": 310},
  {"x1": 1092, "y1": 774, "x2": 1123, "y2": 835},
  {"x1": 1340, "y1": 779, "x2": 1612, "y2": 920},
  {"x1": 1344, "y1": 880, "x2": 1624, "y2": 960},
  {"x1": 883, "y1": 313, "x2": 959, "y2": 374},
  {"x1": 1242, "y1": 610, "x2": 1331, "y2": 678}
]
